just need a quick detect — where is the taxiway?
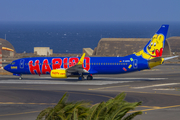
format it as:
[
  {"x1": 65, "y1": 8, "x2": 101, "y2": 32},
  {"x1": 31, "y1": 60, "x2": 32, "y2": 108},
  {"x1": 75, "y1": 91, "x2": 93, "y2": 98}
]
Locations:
[{"x1": 0, "y1": 64, "x2": 180, "y2": 120}]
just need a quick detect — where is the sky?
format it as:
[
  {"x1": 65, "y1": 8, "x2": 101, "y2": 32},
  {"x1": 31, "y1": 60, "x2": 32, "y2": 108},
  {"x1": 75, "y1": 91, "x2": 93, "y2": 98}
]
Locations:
[{"x1": 0, "y1": 0, "x2": 180, "y2": 22}]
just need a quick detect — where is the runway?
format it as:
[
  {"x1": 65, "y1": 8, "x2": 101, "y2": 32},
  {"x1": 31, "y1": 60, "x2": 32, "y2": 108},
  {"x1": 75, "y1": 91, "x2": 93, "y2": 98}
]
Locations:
[{"x1": 0, "y1": 64, "x2": 180, "y2": 120}]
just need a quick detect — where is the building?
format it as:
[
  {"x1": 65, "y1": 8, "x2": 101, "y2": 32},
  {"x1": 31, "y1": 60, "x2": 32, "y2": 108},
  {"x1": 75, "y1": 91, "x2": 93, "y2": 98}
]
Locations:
[
  {"x1": 167, "y1": 36, "x2": 180, "y2": 53},
  {"x1": 92, "y1": 38, "x2": 171, "y2": 56},
  {"x1": 0, "y1": 38, "x2": 16, "y2": 57},
  {"x1": 34, "y1": 47, "x2": 53, "y2": 56},
  {"x1": 0, "y1": 43, "x2": 2, "y2": 69},
  {"x1": 83, "y1": 48, "x2": 93, "y2": 56}
]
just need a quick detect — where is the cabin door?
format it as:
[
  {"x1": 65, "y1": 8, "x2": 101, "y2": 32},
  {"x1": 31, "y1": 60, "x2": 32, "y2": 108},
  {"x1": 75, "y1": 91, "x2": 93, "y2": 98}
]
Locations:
[
  {"x1": 20, "y1": 59, "x2": 24, "y2": 69},
  {"x1": 133, "y1": 59, "x2": 138, "y2": 69}
]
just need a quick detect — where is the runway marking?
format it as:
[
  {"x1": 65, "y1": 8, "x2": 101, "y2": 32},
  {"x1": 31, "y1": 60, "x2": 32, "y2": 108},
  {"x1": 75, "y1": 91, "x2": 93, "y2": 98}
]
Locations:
[
  {"x1": 0, "y1": 79, "x2": 132, "y2": 85},
  {"x1": 0, "y1": 91, "x2": 113, "y2": 117},
  {"x1": 142, "y1": 69, "x2": 159, "y2": 71},
  {"x1": 0, "y1": 102, "x2": 56, "y2": 105},
  {"x1": 88, "y1": 89, "x2": 180, "y2": 97},
  {"x1": 53, "y1": 91, "x2": 114, "y2": 99},
  {"x1": 129, "y1": 104, "x2": 180, "y2": 113},
  {"x1": 0, "y1": 105, "x2": 177, "y2": 117},
  {"x1": 0, "y1": 111, "x2": 41, "y2": 117},
  {"x1": 131, "y1": 83, "x2": 180, "y2": 89},
  {"x1": 138, "y1": 106, "x2": 161, "y2": 108},
  {"x1": 153, "y1": 88, "x2": 179, "y2": 91},
  {"x1": 96, "y1": 77, "x2": 167, "y2": 80},
  {"x1": 88, "y1": 85, "x2": 129, "y2": 90},
  {"x1": 0, "y1": 77, "x2": 167, "y2": 86}
]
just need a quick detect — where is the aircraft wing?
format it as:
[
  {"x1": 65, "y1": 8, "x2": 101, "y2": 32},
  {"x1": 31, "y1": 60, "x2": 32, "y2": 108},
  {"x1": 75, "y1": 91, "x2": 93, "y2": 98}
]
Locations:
[{"x1": 66, "y1": 53, "x2": 89, "y2": 73}]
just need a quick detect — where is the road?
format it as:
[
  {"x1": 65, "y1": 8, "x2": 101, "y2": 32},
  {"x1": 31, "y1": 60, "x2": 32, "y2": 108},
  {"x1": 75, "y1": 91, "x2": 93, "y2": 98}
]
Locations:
[{"x1": 0, "y1": 64, "x2": 180, "y2": 120}]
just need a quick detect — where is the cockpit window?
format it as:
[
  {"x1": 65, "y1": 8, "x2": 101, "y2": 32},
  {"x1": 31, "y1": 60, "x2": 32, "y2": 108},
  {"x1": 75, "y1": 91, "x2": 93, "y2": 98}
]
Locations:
[{"x1": 11, "y1": 62, "x2": 15, "y2": 65}]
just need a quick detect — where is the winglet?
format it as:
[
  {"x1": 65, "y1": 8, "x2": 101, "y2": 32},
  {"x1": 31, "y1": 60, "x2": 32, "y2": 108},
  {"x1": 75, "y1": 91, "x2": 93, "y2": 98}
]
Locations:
[{"x1": 77, "y1": 53, "x2": 86, "y2": 65}]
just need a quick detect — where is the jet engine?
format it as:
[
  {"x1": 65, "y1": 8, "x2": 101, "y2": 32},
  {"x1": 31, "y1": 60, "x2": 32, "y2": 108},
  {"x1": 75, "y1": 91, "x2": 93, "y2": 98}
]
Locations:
[{"x1": 50, "y1": 69, "x2": 67, "y2": 78}]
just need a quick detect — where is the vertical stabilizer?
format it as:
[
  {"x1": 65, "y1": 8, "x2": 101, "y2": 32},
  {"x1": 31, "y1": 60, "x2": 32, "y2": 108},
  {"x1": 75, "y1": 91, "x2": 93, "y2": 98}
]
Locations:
[{"x1": 135, "y1": 25, "x2": 169, "y2": 60}]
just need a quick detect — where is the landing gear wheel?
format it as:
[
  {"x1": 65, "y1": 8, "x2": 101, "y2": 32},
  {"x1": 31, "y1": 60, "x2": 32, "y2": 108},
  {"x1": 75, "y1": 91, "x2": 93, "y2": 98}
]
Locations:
[
  {"x1": 87, "y1": 75, "x2": 93, "y2": 80},
  {"x1": 78, "y1": 76, "x2": 84, "y2": 80},
  {"x1": 19, "y1": 76, "x2": 22, "y2": 80}
]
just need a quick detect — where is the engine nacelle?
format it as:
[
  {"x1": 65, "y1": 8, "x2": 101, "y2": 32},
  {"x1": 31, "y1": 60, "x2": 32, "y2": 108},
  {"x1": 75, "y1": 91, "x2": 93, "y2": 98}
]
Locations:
[{"x1": 50, "y1": 69, "x2": 67, "y2": 78}]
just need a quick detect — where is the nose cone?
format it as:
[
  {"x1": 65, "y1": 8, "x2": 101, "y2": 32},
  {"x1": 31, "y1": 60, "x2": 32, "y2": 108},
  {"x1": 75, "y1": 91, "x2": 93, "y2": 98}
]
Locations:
[{"x1": 4, "y1": 64, "x2": 10, "y2": 72}]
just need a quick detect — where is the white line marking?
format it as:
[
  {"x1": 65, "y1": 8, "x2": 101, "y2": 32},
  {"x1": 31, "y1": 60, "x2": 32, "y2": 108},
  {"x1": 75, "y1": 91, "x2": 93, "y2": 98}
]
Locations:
[
  {"x1": 0, "y1": 77, "x2": 167, "y2": 85},
  {"x1": 93, "y1": 77, "x2": 167, "y2": 80},
  {"x1": 153, "y1": 89, "x2": 177, "y2": 91},
  {"x1": 0, "y1": 80, "x2": 132, "y2": 85},
  {"x1": 0, "y1": 76, "x2": 167, "y2": 80},
  {"x1": 131, "y1": 83, "x2": 180, "y2": 89}
]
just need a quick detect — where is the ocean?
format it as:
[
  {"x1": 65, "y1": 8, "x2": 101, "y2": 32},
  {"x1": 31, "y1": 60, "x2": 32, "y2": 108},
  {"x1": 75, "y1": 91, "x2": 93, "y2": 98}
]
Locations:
[{"x1": 0, "y1": 21, "x2": 180, "y2": 53}]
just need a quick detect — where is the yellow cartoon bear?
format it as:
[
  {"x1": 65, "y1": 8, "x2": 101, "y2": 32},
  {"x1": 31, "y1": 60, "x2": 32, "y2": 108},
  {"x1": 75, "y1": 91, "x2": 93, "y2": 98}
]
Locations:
[{"x1": 135, "y1": 34, "x2": 164, "y2": 60}]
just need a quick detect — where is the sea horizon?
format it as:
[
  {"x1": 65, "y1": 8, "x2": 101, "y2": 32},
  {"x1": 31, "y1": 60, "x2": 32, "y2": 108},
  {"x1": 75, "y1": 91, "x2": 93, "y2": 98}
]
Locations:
[{"x1": 0, "y1": 21, "x2": 180, "y2": 53}]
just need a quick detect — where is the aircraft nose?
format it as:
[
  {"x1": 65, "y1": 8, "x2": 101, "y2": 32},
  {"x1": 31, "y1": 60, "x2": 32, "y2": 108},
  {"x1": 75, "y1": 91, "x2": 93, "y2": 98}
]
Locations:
[{"x1": 4, "y1": 64, "x2": 10, "y2": 71}]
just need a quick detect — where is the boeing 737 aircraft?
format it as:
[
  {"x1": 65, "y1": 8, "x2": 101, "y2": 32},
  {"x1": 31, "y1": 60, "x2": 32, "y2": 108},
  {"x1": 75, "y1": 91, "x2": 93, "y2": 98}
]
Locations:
[{"x1": 4, "y1": 25, "x2": 178, "y2": 80}]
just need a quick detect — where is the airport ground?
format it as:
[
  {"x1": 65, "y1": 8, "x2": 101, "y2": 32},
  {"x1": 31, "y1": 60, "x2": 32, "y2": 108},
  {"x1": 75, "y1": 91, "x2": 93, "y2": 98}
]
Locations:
[{"x1": 0, "y1": 64, "x2": 180, "y2": 120}]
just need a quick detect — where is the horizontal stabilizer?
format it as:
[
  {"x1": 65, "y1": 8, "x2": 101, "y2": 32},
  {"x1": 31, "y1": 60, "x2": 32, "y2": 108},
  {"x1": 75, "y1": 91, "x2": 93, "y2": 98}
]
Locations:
[
  {"x1": 148, "y1": 55, "x2": 179, "y2": 69},
  {"x1": 164, "y1": 56, "x2": 179, "y2": 61},
  {"x1": 148, "y1": 57, "x2": 162, "y2": 62}
]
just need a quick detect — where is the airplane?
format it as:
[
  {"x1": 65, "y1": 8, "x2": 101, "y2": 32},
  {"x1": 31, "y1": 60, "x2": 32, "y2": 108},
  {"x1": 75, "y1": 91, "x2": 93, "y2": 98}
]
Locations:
[{"x1": 4, "y1": 24, "x2": 179, "y2": 80}]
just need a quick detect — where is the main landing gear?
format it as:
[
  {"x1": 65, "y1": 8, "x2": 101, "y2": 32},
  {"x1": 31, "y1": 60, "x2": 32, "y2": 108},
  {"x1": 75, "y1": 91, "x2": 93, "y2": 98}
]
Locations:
[
  {"x1": 78, "y1": 76, "x2": 84, "y2": 80},
  {"x1": 87, "y1": 75, "x2": 93, "y2": 80},
  {"x1": 78, "y1": 74, "x2": 93, "y2": 80},
  {"x1": 19, "y1": 74, "x2": 22, "y2": 80}
]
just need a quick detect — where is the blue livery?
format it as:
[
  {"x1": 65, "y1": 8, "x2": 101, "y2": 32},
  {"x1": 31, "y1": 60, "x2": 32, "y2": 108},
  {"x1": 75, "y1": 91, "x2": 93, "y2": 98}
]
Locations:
[{"x1": 4, "y1": 25, "x2": 170, "y2": 80}]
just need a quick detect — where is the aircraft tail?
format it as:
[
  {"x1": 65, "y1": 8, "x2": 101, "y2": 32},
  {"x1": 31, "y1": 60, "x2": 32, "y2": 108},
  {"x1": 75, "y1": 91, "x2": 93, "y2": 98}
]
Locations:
[{"x1": 135, "y1": 25, "x2": 169, "y2": 60}]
